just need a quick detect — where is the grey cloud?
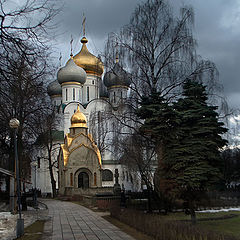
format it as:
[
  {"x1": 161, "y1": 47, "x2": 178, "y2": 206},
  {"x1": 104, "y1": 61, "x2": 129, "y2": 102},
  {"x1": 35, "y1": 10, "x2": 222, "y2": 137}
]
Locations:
[{"x1": 54, "y1": 0, "x2": 240, "y2": 109}]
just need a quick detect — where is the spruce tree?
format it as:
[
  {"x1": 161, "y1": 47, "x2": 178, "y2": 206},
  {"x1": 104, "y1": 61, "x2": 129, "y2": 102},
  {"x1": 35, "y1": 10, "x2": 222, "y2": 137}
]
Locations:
[
  {"x1": 137, "y1": 91, "x2": 178, "y2": 212},
  {"x1": 162, "y1": 79, "x2": 227, "y2": 223},
  {"x1": 137, "y1": 91, "x2": 176, "y2": 145}
]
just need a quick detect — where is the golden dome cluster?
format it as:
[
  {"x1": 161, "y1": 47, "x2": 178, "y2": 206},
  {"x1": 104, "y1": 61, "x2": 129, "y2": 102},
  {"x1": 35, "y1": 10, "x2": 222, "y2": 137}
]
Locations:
[
  {"x1": 70, "y1": 37, "x2": 104, "y2": 77},
  {"x1": 70, "y1": 105, "x2": 87, "y2": 128}
]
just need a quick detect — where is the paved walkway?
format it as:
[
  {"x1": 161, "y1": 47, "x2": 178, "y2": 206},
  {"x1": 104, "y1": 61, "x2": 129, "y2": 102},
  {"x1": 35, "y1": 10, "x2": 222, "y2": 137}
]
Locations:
[{"x1": 42, "y1": 199, "x2": 135, "y2": 240}]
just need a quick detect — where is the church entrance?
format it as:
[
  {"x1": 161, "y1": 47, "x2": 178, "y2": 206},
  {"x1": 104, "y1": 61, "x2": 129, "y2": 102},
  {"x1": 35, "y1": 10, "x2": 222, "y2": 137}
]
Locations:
[{"x1": 78, "y1": 172, "x2": 89, "y2": 189}]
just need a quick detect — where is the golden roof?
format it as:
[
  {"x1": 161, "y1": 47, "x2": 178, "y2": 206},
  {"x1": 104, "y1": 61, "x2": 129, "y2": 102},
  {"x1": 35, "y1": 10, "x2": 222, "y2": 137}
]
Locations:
[
  {"x1": 70, "y1": 105, "x2": 88, "y2": 128},
  {"x1": 70, "y1": 37, "x2": 104, "y2": 77},
  {"x1": 61, "y1": 132, "x2": 102, "y2": 167}
]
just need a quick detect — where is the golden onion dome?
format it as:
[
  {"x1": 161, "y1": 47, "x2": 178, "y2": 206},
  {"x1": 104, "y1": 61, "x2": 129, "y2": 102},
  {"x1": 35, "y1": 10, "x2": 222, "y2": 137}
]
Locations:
[
  {"x1": 70, "y1": 37, "x2": 104, "y2": 77},
  {"x1": 70, "y1": 105, "x2": 88, "y2": 128}
]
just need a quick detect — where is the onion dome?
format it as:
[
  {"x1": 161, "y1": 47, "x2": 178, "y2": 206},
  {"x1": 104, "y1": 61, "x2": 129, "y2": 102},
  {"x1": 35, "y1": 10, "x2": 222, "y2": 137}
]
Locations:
[
  {"x1": 70, "y1": 37, "x2": 104, "y2": 77},
  {"x1": 70, "y1": 105, "x2": 87, "y2": 128},
  {"x1": 103, "y1": 63, "x2": 130, "y2": 88},
  {"x1": 47, "y1": 80, "x2": 62, "y2": 96},
  {"x1": 99, "y1": 79, "x2": 109, "y2": 98},
  {"x1": 57, "y1": 58, "x2": 87, "y2": 85}
]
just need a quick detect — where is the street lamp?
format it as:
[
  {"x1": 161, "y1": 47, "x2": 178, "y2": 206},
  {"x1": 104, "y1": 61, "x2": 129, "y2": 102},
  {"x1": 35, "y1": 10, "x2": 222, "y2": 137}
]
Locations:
[{"x1": 9, "y1": 118, "x2": 24, "y2": 238}]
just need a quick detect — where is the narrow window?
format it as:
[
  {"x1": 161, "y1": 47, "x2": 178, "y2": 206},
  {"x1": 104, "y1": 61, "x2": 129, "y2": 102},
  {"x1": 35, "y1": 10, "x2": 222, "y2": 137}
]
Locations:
[
  {"x1": 79, "y1": 89, "x2": 81, "y2": 101},
  {"x1": 113, "y1": 92, "x2": 116, "y2": 103},
  {"x1": 92, "y1": 80, "x2": 94, "y2": 85},
  {"x1": 66, "y1": 89, "x2": 68, "y2": 101},
  {"x1": 37, "y1": 157, "x2": 40, "y2": 168},
  {"x1": 73, "y1": 88, "x2": 75, "y2": 101},
  {"x1": 94, "y1": 172, "x2": 97, "y2": 185},
  {"x1": 98, "y1": 111, "x2": 101, "y2": 123},
  {"x1": 120, "y1": 91, "x2": 122, "y2": 100},
  {"x1": 70, "y1": 173, "x2": 73, "y2": 186},
  {"x1": 87, "y1": 87, "x2": 89, "y2": 101}
]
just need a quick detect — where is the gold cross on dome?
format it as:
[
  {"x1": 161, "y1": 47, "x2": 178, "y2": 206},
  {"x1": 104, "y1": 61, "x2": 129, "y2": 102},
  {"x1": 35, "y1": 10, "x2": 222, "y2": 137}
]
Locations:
[
  {"x1": 70, "y1": 35, "x2": 73, "y2": 57},
  {"x1": 82, "y1": 13, "x2": 86, "y2": 36}
]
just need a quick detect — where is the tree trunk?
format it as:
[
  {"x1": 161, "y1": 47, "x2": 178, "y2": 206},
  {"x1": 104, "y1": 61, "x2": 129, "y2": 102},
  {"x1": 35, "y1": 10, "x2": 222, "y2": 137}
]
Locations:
[
  {"x1": 49, "y1": 163, "x2": 56, "y2": 198},
  {"x1": 48, "y1": 148, "x2": 56, "y2": 198},
  {"x1": 189, "y1": 201, "x2": 197, "y2": 224},
  {"x1": 147, "y1": 188, "x2": 152, "y2": 213}
]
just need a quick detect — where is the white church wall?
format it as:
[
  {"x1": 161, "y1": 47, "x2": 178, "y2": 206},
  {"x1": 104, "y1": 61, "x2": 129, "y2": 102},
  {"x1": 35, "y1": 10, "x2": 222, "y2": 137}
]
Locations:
[
  {"x1": 31, "y1": 146, "x2": 59, "y2": 196},
  {"x1": 82, "y1": 75, "x2": 99, "y2": 104},
  {"x1": 62, "y1": 83, "x2": 83, "y2": 105}
]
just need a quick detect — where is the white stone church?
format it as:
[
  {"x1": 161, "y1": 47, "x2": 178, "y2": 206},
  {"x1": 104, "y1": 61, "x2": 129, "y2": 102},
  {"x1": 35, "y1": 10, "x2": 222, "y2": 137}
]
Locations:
[{"x1": 34, "y1": 36, "x2": 142, "y2": 196}]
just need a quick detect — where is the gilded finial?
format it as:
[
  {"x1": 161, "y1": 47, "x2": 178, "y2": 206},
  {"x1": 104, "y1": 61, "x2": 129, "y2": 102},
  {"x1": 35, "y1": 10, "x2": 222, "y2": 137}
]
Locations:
[{"x1": 81, "y1": 36, "x2": 88, "y2": 44}]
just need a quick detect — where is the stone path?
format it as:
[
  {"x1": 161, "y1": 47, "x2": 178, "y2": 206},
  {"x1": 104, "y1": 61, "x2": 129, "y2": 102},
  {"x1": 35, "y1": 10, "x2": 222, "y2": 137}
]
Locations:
[{"x1": 42, "y1": 199, "x2": 135, "y2": 240}]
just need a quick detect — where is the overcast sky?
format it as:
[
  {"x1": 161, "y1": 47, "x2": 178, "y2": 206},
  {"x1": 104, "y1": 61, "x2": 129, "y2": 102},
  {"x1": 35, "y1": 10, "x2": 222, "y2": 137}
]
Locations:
[{"x1": 54, "y1": 0, "x2": 240, "y2": 110}]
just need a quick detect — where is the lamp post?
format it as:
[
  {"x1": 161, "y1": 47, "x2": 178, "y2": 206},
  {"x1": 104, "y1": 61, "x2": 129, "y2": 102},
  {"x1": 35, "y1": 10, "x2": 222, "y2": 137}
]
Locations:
[{"x1": 9, "y1": 118, "x2": 24, "y2": 238}]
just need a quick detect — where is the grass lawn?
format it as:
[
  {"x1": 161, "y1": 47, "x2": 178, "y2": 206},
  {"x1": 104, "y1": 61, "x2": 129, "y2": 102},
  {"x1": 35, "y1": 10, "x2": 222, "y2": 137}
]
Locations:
[
  {"x1": 103, "y1": 215, "x2": 154, "y2": 240},
  {"x1": 17, "y1": 220, "x2": 45, "y2": 240},
  {"x1": 107, "y1": 210, "x2": 240, "y2": 239},
  {"x1": 198, "y1": 212, "x2": 240, "y2": 238},
  {"x1": 150, "y1": 211, "x2": 240, "y2": 238},
  {"x1": 72, "y1": 200, "x2": 240, "y2": 239}
]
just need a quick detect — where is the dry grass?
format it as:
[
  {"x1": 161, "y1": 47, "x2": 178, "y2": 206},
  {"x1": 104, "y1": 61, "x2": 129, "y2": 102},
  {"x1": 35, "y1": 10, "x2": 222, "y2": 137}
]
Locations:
[
  {"x1": 110, "y1": 207, "x2": 239, "y2": 240},
  {"x1": 103, "y1": 215, "x2": 154, "y2": 240},
  {"x1": 17, "y1": 220, "x2": 45, "y2": 240}
]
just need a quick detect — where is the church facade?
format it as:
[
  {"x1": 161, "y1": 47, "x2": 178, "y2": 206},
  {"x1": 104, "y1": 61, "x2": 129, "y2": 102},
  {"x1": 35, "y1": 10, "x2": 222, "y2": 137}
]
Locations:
[{"x1": 44, "y1": 36, "x2": 141, "y2": 196}]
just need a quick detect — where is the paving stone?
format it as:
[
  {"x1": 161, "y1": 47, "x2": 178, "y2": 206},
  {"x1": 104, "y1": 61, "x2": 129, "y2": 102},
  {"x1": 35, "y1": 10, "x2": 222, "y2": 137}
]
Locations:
[{"x1": 42, "y1": 199, "x2": 135, "y2": 240}]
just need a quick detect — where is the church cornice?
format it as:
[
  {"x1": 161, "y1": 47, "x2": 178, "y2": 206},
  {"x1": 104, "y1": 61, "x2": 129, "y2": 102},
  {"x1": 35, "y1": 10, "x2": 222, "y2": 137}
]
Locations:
[{"x1": 61, "y1": 82, "x2": 82, "y2": 86}]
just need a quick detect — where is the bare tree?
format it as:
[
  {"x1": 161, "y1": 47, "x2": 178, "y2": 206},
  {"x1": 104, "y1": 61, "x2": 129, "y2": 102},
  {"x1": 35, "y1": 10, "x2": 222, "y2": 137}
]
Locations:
[
  {"x1": 0, "y1": 0, "x2": 61, "y2": 59},
  {"x1": 89, "y1": 109, "x2": 113, "y2": 155},
  {"x1": 104, "y1": 0, "x2": 224, "y2": 109},
  {"x1": 0, "y1": 0, "x2": 61, "y2": 185},
  {"x1": 119, "y1": 132, "x2": 157, "y2": 210},
  {"x1": 34, "y1": 105, "x2": 62, "y2": 198},
  {"x1": 0, "y1": 53, "x2": 50, "y2": 183},
  {"x1": 102, "y1": 1, "x2": 228, "y2": 209}
]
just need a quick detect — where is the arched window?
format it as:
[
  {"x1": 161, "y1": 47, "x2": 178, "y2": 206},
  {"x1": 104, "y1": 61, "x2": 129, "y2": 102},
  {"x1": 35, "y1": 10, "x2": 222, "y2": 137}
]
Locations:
[
  {"x1": 122, "y1": 171, "x2": 125, "y2": 181},
  {"x1": 94, "y1": 172, "x2": 97, "y2": 185},
  {"x1": 70, "y1": 173, "x2": 73, "y2": 186},
  {"x1": 87, "y1": 87, "x2": 89, "y2": 101},
  {"x1": 73, "y1": 88, "x2": 75, "y2": 101},
  {"x1": 130, "y1": 174, "x2": 133, "y2": 183},
  {"x1": 98, "y1": 111, "x2": 101, "y2": 123},
  {"x1": 66, "y1": 89, "x2": 68, "y2": 101},
  {"x1": 102, "y1": 169, "x2": 113, "y2": 181}
]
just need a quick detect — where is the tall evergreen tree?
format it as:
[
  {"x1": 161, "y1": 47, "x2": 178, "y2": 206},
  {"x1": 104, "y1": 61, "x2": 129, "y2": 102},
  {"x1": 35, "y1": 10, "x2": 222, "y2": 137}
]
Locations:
[{"x1": 159, "y1": 79, "x2": 227, "y2": 223}]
